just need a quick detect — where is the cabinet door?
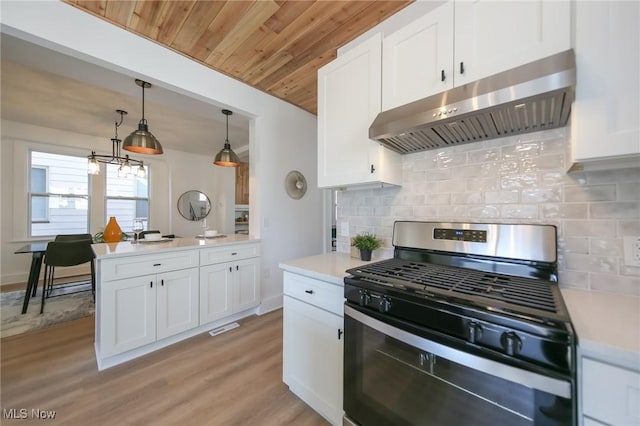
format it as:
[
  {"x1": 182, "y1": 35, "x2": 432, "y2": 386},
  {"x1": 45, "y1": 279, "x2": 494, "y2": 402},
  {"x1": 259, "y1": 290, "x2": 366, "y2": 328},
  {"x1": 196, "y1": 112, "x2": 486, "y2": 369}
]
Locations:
[
  {"x1": 283, "y1": 296, "x2": 343, "y2": 426},
  {"x1": 233, "y1": 258, "x2": 260, "y2": 313},
  {"x1": 454, "y1": 0, "x2": 570, "y2": 86},
  {"x1": 318, "y1": 33, "x2": 384, "y2": 188},
  {"x1": 199, "y1": 263, "x2": 233, "y2": 325},
  {"x1": 235, "y1": 162, "x2": 249, "y2": 205},
  {"x1": 156, "y1": 268, "x2": 199, "y2": 340},
  {"x1": 572, "y1": 0, "x2": 640, "y2": 163},
  {"x1": 583, "y1": 358, "x2": 640, "y2": 426},
  {"x1": 382, "y1": 2, "x2": 453, "y2": 110},
  {"x1": 101, "y1": 275, "x2": 155, "y2": 358}
]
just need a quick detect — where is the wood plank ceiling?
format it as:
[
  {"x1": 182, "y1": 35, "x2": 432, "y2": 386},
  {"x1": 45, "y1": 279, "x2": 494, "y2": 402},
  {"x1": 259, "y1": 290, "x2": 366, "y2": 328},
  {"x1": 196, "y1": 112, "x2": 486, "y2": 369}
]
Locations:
[{"x1": 62, "y1": 0, "x2": 413, "y2": 115}]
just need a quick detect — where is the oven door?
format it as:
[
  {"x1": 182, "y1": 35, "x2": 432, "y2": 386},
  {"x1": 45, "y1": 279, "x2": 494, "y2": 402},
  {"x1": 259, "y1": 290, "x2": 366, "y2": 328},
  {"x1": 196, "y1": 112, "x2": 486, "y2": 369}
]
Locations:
[{"x1": 343, "y1": 304, "x2": 575, "y2": 426}]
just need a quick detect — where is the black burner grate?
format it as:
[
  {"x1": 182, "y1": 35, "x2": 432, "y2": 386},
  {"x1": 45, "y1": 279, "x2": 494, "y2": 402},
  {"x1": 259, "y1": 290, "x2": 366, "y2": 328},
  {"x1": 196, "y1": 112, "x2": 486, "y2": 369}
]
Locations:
[{"x1": 350, "y1": 258, "x2": 559, "y2": 313}]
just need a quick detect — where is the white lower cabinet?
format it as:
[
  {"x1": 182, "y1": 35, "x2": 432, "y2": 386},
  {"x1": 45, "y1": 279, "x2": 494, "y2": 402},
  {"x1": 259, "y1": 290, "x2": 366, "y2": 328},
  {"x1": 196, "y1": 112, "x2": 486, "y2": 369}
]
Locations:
[
  {"x1": 282, "y1": 272, "x2": 343, "y2": 426},
  {"x1": 199, "y1": 257, "x2": 260, "y2": 324},
  {"x1": 100, "y1": 267, "x2": 199, "y2": 358},
  {"x1": 582, "y1": 357, "x2": 640, "y2": 426},
  {"x1": 96, "y1": 242, "x2": 261, "y2": 369}
]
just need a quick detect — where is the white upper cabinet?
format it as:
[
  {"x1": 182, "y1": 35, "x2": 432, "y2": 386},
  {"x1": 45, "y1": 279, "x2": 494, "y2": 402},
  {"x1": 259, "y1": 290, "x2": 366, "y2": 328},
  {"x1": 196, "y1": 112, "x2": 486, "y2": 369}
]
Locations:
[
  {"x1": 381, "y1": 0, "x2": 571, "y2": 110},
  {"x1": 454, "y1": 0, "x2": 571, "y2": 86},
  {"x1": 382, "y1": 2, "x2": 454, "y2": 110},
  {"x1": 570, "y1": 0, "x2": 640, "y2": 168},
  {"x1": 318, "y1": 33, "x2": 401, "y2": 189}
]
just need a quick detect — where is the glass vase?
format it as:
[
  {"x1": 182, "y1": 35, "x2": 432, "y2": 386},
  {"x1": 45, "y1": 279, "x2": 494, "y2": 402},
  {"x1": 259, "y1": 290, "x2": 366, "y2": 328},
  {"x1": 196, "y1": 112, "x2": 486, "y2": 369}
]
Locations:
[{"x1": 103, "y1": 216, "x2": 122, "y2": 243}]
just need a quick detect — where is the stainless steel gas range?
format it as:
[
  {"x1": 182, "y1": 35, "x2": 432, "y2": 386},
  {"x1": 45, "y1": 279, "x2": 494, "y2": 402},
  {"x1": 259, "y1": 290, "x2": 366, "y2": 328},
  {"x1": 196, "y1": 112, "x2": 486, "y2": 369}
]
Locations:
[{"x1": 343, "y1": 221, "x2": 576, "y2": 426}]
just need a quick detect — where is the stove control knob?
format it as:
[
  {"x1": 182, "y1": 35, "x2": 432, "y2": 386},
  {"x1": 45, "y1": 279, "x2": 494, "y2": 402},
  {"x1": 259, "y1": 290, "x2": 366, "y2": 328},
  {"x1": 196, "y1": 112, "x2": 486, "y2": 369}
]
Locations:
[
  {"x1": 500, "y1": 332, "x2": 522, "y2": 356},
  {"x1": 358, "y1": 290, "x2": 371, "y2": 307},
  {"x1": 467, "y1": 321, "x2": 483, "y2": 344},
  {"x1": 378, "y1": 297, "x2": 392, "y2": 313}
]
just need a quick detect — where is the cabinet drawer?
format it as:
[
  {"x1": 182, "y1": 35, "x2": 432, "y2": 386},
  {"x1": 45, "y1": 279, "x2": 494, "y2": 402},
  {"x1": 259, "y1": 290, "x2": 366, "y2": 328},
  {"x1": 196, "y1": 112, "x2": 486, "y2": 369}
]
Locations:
[
  {"x1": 583, "y1": 358, "x2": 640, "y2": 425},
  {"x1": 283, "y1": 272, "x2": 343, "y2": 316},
  {"x1": 200, "y1": 243, "x2": 260, "y2": 266},
  {"x1": 100, "y1": 250, "x2": 199, "y2": 281}
]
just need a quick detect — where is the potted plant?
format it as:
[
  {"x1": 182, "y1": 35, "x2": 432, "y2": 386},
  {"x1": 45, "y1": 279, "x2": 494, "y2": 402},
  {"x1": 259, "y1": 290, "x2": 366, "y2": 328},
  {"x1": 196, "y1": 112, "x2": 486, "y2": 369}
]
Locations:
[{"x1": 351, "y1": 233, "x2": 382, "y2": 261}]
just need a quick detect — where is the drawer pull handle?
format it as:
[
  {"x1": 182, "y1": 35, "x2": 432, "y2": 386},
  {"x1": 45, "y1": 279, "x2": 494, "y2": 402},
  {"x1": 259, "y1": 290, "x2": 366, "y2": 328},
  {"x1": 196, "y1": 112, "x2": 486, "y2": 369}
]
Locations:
[
  {"x1": 229, "y1": 266, "x2": 232, "y2": 272},
  {"x1": 153, "y1": 263, "x2": 161, "y2": 267},
  {"x1": 231, "y1": 252, "x2": 238, "y2": 256},
  {"x1": 338, "y1": 329, "x2": 343, "y2": 340},
  {"x1": 236, "y1": 265, "x2": 239, "y2": 271},
  {"x1": 150, "y1": 281, "x2": 153, "y2": 288},
  {"x1": 305, "y1": 289, "x2": 314, "y2": 294},
  {"x1": 161, "y1": 280, "x2": 164, "y2": 286}
]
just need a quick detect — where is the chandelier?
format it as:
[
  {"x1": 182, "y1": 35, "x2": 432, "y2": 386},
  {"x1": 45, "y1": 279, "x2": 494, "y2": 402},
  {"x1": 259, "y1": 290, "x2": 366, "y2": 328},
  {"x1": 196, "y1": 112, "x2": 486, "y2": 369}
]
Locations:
[{"x1": 88, "y1": 109, "x2": 146, "y2": 178}]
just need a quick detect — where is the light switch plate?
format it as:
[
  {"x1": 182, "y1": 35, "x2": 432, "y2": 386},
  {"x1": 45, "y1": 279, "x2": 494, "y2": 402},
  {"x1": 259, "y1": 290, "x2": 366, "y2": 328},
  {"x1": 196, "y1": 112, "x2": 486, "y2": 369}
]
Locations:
[
  {"x1": 623, "y1": 236, "x2": 640, "y2": 267},
  {"x1": 340, "y1": 222, "x2": 349, "y2": 237}
]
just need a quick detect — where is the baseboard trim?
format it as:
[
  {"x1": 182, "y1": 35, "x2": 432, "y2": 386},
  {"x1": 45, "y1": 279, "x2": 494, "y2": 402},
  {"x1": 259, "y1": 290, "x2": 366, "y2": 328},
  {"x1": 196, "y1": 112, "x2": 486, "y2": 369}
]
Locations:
[{"x1": 257, "y1": 294, "x2": 282, "y2": 315}]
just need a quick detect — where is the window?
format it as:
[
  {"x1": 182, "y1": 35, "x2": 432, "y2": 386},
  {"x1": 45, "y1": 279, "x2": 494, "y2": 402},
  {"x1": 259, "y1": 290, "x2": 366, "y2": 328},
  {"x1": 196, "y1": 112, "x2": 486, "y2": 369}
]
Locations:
[
  {"x1": 30, "y1": 151, "x2": 89, "y2": 237},
  {"x1": 105, "y1": 164, "x2": 149, "y2": 232}
]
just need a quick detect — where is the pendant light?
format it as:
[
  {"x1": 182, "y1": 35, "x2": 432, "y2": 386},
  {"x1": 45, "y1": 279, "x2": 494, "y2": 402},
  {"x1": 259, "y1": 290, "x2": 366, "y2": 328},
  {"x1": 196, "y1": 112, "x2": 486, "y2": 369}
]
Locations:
[
  {"x1": 123, "y1": 79, "x2": 163, "y2": 155},
  {"x1": 213, "y1": 109, "x2": 240, "y2": 167},
  {"x1": 88, "y1": 109, "x2": 146, "y2": 178}
]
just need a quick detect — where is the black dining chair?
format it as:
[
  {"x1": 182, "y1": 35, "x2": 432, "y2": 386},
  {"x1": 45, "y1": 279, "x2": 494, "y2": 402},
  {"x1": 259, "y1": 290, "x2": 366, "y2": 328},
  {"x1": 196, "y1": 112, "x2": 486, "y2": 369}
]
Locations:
[
  {"x1": 40, "y1": 239, "x2": 96, "y2": 314},
  {"x1": 139, "y1": 230, "x2": 161, "y2": 239},
  {"x1": 55, "y1": 233, "x2": 93, "y2": 243}
]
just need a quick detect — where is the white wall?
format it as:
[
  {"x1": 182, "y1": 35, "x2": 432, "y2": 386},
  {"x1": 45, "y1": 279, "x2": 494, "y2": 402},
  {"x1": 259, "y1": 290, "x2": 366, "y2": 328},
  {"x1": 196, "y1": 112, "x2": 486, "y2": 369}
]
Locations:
[{"x1": 0, "y1": 1, "x2": 324, "y2": 309}]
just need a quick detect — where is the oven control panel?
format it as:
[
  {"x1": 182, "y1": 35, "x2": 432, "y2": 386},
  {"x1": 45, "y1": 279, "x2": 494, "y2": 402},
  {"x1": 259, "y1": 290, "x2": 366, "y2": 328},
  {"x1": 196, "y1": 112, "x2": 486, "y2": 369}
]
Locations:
[{"x1": 434, "y1": 228, "x2": 487, "y2": 243}]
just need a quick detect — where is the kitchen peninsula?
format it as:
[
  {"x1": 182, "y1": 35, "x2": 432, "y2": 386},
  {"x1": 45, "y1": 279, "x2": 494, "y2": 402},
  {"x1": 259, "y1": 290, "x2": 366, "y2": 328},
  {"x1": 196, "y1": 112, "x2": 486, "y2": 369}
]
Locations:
[{"x1": 92, "y1": 235, "x2": 261, "y2": 370}]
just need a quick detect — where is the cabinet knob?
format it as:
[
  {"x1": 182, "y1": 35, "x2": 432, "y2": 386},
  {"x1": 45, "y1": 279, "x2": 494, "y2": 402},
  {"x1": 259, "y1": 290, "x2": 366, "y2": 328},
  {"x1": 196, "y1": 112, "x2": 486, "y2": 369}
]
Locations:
[
  {"x1": 441, "y1": 69, "x2": 446, "y2": 82},
  {"x1": 460, "y1": 61, "x2": 465, "y2": 74}
]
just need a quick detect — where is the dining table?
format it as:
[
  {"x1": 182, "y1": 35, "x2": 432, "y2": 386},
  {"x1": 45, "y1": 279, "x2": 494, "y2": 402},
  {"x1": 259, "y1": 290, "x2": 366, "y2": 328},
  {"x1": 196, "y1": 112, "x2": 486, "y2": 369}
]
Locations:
[{"x1": 14, "y1": 242, "x2": 49, "y2": 314}]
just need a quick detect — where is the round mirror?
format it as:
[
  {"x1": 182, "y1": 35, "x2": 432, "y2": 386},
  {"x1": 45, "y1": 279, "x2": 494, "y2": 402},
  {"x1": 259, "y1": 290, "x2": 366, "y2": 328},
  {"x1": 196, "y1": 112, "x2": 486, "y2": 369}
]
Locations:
[{"x1": 177, "y1": 190, "x2": 212, "y2": 221}]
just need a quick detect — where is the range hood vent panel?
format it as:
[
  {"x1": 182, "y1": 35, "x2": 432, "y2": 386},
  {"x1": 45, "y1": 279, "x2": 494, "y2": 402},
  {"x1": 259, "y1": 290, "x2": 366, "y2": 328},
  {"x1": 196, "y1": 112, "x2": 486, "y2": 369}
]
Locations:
[{"x1": 370, "y1": 50, "x2": 576, "y2": 154}]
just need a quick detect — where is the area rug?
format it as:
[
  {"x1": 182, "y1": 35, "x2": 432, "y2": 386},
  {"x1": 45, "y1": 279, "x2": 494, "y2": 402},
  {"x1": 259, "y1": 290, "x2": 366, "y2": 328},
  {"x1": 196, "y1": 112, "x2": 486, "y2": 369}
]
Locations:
[{"x1": 1, "y1": 283, "x2": 95, "y2": 338}]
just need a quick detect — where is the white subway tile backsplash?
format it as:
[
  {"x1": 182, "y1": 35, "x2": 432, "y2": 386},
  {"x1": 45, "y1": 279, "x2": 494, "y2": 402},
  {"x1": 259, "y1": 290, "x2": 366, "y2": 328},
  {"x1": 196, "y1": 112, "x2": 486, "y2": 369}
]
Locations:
[
  {"x1": 501, "y1": 204, "x2": 539, "y2": 219},
  {"x1": 562, "y1": 237, "x2": 590, "y2": 254},
  {"x1": 590, "y1": 202, "x2": 640, "y2": 219},
  {"x1": 564, "y1": 220, "x2": 617, "y2": 237},
  {"x1": 564, "y1": 184, "x2": 616, "y2": 202},
  {"x1": 541, "y1": 203, "x2": 588, "y2": 219},
  {"x1": 618, "y1": 183, "x2": 640, "y2": 200},
  {"x1": 485, "y1": 191, "x2": 519, "y2": 204},
  {"x1": 336, "y1": 129, "x2": 640, "y2": 296}
]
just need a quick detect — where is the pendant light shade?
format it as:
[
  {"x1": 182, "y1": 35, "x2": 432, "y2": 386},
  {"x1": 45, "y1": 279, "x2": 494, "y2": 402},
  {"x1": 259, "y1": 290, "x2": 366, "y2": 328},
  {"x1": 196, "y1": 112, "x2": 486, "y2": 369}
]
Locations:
[
  {"x1": 213, "y1": 109, "x2": 240, "y2": 167},
  {"x1": 123, "y1": 79, "x2": 163, "y2": 155}
]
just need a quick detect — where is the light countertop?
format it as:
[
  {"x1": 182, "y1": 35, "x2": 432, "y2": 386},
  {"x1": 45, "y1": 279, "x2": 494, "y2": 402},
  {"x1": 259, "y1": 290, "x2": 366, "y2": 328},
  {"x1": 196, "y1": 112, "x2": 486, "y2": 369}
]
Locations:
[
  {"x1": 561, "y1": 288, "x2": 640, "y2": 370},
  {"x1": 279, "y1": 252, "x2": 377, "y2": 285},
  {"x1": 92, "y1": 234, "x2": 260, "y2": 259}
]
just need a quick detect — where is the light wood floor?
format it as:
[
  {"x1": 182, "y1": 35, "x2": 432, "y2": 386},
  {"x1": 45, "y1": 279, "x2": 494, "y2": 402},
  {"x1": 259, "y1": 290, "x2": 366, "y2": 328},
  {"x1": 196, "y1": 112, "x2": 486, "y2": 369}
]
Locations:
[{"x1": 1, "y1": 310, "x2": 329, "y2": 425}]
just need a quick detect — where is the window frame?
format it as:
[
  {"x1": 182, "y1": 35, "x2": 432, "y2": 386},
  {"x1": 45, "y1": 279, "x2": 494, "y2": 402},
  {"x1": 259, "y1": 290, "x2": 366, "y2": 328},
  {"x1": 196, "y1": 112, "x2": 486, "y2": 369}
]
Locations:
[{"x1": 28, "y1": 150, "x2": 91, "y2": 238}]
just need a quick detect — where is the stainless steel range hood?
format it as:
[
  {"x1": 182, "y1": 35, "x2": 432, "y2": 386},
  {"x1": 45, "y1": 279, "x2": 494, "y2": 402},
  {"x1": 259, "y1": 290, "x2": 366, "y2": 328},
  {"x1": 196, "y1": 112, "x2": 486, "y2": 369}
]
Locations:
[{"x1": 370, "y1": 49, "x2": 576, "y2": 154}]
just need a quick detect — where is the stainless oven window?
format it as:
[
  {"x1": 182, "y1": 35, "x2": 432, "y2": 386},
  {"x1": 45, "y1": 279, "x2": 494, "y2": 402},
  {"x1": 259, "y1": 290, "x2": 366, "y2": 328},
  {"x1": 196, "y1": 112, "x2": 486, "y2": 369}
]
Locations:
[{"x1": 344, "y1": 306, "x2": 573, "y2": 426}]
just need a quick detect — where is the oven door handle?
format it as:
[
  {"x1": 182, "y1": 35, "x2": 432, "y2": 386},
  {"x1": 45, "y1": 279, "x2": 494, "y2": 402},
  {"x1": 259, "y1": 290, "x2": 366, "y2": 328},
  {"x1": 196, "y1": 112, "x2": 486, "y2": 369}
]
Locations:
[{"x1": 344, "y1": 305, "x2": 571, "y2": 398}]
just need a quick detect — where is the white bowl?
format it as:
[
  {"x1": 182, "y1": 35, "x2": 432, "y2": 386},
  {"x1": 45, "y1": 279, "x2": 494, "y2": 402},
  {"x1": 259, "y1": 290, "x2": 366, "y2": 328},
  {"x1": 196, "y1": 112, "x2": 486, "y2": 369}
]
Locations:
[
  {"x1": 145, "y1": 233, "x2": 162, "y2": 241},
  {"x1": 204, "y1": 230, "x2": 218, "y2": 237}
]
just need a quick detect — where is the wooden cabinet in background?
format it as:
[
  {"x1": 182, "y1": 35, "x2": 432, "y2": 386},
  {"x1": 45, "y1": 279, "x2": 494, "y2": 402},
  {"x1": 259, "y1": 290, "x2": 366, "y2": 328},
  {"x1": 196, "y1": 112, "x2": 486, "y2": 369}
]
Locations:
[{"x1": 235, "y1": 162, "x2": 249, "y2": 205}]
